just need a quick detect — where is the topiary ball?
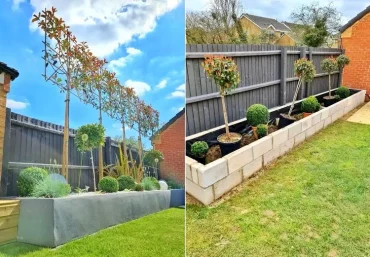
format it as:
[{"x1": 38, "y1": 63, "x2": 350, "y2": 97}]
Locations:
[
  {"x1": 98, "y1": 177, "x2": 118, "y2": 193},
  {"x1": 301, "y1": 96, "x2": 320, "y2": 113},
  {"x1": 191, "y1": 141, "x2": 209, "y2": 157},
  {"x1": 134, "y1": 183, "x2": 144, "y2": 192},
  {"x1": 17, "y1": 167, "x2": 48, "y2": 197},
  {"x1": 246, "y1": 104, "x2": 269, "y2": 127},
  {"x1": 256, "y1": 124, "x2": 268, "y2": 139},
  {"x1": 336, "y1": 86, "x2": 350, "y2": 99},
  {"x1": 117, "y1": 175, "x2": 136, "y2": 191}
]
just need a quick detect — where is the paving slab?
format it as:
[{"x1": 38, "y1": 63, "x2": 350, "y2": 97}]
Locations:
[{"x1": 347, "y1": 102, "x2": 370, "y2": 125}]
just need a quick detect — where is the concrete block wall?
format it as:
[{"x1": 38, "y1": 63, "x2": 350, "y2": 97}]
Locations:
[{"x1": 186, "y1": 90, "x2": 366, "y2": 205}]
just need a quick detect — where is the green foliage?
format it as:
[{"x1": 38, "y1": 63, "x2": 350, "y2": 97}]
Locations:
[
  {"x1": 134, "y1": 183, "x2": 144, "y2": 192},
  {"x1": 294, "y1": 58, "x2": 316, "y2": 82},
  {"x1": 74, "y1": 186, "x2": 89, "y2": 193},
  {"x1": 301, "y1": 96, "x2": 320, "y2": 113},
  {"x1": 98, "y1": 176, "x2": 119, "y2": 193},
  {"x1": 202, "y1": 56, "x2": 240, "y2": 94},
  {"x1": 191, "y1": 141, "x2": 209, "y2": 157},
  {"x1": 117, "y1": 175, "x2": 136, "y2": 191},
  {"x1": 321, "y1": 57, "x2": 338, "y2": 74},
  {"x1": 17, "y1": 167, "x2": 48, "y2": 197},
  {"x1": 31, "y1": 178, "x2": 71, "y2": 198},
  {"x1": 334, "y1": 94, "x2": 341, "y2": 100},
  {"x1": 336, "y1": 54, "x2": 350, "y2": 69},
  {"x1": 303, "y1": 19, "x2": 329, "y2": 47},
  {"x1": 143, "y1": 149, "x2": 164, "y2": 166},
  {"x1": 256, "y1": 124, "x2": 268, "y2": 139},
  {"x1": 336, "y1": 86, "x2": 351, "y2": 99},
  {"x1": 167, "y1": 180, "x2": 184, "y2": 189},
  {"x1": 246, "y1": 104, "x2": 269, "y2": 127},
  {"x1": 75, "y1": 123, "x2": 105, "y2": 152},
  {"x1": 141, "y1": 177, "x2": 160, "y2": 191}
]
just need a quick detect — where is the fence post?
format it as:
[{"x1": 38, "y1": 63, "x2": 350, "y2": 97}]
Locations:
[
  {"x1": 280, "y1": 47, "x2": 287, "y2": 105},
  {"x1": 1, "y1": 108, "x2": 11, "y2": 196},
  {"x1": 104, "y1": 137, "x2": 112, "y2": 165},
  {"x1": 307, "y1": 47, "x2": 313, "y2": 96},
  {"x1": 300, "y1": 47, "x2": 307, "y2": 99}
]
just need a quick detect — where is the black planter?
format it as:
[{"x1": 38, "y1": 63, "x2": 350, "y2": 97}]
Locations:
[
  {"x1": 192, "y1": 155, "x2": 206, "y2": 164},
  {"x1": 323, "y1": 96, "x2": 337, "y2": 107},
  {"x1": 217, "y1": 133, "x2": 242, "y2": 156},
  {"x1": 278, "y1": 113, "x2": 296, "y2": 129}
]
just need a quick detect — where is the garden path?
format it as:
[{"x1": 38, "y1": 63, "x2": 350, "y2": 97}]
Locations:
[{"x1": 347, "y1": 101, "x2": 370, "y2": 125}]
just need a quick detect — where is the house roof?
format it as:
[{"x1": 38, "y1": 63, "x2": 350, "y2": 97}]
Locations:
[
  {"x1": 150, "y1": 108, "x2": 185, "y2": 141},
  {"x1": 340, "y1": 5, "x2": 370, "y2": 33},
  {"x1": 242, "y1": 13, "x2": 291, "y2": 32},
  {"x1": 282, "y1": 21, "x2": 306, "y2": 30},
  {"x1": 0, "y1": 62, "x2": 19, "y2": 81}
]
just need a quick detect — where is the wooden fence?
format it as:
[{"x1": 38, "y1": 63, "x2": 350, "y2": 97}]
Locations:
[
  {"x1": 186, "y1": 44, "x2": 344, "y2": 136},
  {"x1": 1, "y1": 109, "x2": 157, "y2": 196}
]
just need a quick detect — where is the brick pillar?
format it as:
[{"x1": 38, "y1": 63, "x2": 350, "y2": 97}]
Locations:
[{"x1": 0, "y1": 72, "x2": 11, "y2": 185}]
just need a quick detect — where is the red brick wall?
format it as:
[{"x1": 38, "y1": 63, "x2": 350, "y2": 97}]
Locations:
[
  {"x1": 341, "y1": 13, "x2": 370, "y2": 94},
  {"x1": 153, "y1": 114, "x2": 184, "y2": 185}
]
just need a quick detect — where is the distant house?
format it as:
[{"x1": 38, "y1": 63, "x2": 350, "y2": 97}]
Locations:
[
  {"x1": 340, "y1": 5, "x2": 370, "y2": 94},
  {"x1": 240, "y1": 14, "x2": 297, "y2": 46},
  {"x1": 151, "y1": 108, "x2": 185, "y2": 184}
]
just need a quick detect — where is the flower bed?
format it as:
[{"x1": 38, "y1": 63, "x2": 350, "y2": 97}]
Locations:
[
  {"x1": 16, "y1": 189, "x2": 185, "y2": 247},
  {"x1": 186, "y1": 89, "x2": 365, "y2": 205}
]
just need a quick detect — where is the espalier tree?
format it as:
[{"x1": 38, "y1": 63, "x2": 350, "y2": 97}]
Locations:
[{"x1": 32, "y1": 8, "x2": 100, "y2": 179}]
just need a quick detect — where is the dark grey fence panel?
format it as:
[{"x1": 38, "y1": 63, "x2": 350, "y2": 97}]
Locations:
[{"x1": 186, "y1": 44, "x2": 344, "y2": 136}]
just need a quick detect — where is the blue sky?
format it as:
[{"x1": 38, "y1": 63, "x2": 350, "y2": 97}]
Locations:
[{"x1": 0, "y1": 0, "x2": 185, "y2": 148}]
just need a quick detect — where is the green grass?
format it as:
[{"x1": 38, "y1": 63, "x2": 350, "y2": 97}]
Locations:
[
  {"x1": 0, "y1": 208, "x2": 184, "y2": 257},
  {"x1": 187, "y1": 120, "x2": 370, "y2": 257}
]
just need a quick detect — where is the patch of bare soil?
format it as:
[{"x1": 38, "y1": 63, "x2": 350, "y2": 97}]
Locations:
[
  {"x1": 218, "y1": 132, "x2": 242, "y2": 143},
  {"x1": 205, "y1": 145, "x2": 222, "y2": 164}
]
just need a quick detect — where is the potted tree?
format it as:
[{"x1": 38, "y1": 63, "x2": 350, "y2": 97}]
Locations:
[
  {"x1": 321, "y1": 57, "x2": 338, "y2": 107},
  {"x1": 279, "y1": 58, "x2": 316, "y2": 128},
  {"x1": 202, "y1": 55, "x2": 241, "y2": 156},
  {"x1": 190, "y1": 141, "x2": 209, "y2": 164},
  {"x1": 336, "y1": 54, "x2": 350, "y2": 85},
  {"x1": 246, "y1": 104, "x2": 269, "y2": 139},
  {"x1": 75, "y1": 124, "x2": 105, "y2": 191},
  {"x1": 301, "y1": 96, "x2": 320, "y2": 117}
]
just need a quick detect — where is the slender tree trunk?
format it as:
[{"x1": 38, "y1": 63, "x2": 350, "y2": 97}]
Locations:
[
  {"x1": 121, "y1": 118, "x2": 128, "y2": 159},
  {"x1": 98, "y1": 89, "x2": 103, "y2": 182},
  {"x1": 91, "y1": 150, "x2": 96, "y2": 192},
  {"x1": 62, "y1": 76, "x2": 70, "y2": 181},
  {"x1": 288, "y1": 79, "x2": 302, "y2": 117},
  {"x1": 220, "y1": 94, "x2": 230, "y2": 136},
  {"x1": 328, "y1": 74, "x2": 332, "y2": 97}
]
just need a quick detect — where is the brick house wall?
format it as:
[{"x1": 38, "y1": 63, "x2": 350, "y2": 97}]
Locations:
[
  {"x1": 341, "y1": 8, "x2": 370, "y2": 94},
  {"x1": 152, "y1": 110, "x2": 185, "y2": 185}
]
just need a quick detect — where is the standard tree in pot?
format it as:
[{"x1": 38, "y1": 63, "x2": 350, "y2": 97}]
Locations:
[
  {"x1": 336, "y1": 54, "x2": 350, "y2": 85},
  {"x1": 321, "y1": 57, "x2": 338, "y2": 107},
  {"x1": 279, "y1": 58, "x2": 316, "y2": 128},
  {"x1": 202, "y1": 55, "x2": 241, "y2": 156}
]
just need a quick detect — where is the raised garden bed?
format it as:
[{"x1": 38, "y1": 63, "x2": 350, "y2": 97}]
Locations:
[
  {"x1": 186, "y1": 89, "x2": 366, "y2": 205},
  {"x1": 15, "y1": 189, "x2": 185, "y2": 247}
]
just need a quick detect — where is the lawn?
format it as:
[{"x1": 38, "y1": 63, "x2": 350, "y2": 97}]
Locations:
[
  {"x1": 187, "y1": 119, "x2": 370, "y2": 257},
  {"x1": 0, "y1": 208, "x2": 184, "y2": 257}
]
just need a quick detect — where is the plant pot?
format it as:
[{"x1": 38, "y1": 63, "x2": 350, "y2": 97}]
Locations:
[
  {"x1": 192, "y1": 155, "x2": 206, "y2": 164},
  {"x1": 217, "y1": 132, "x2": 242, "y2": 156},
  {"x1": 323, "y1": 96, "x2": 337, "y2": 107},
  {"x1": 303, "y1": 112, "x2": 312, "y2": 118},
  {"x1": 278, "y1": 113, "x2": 296, "y2": 129}
]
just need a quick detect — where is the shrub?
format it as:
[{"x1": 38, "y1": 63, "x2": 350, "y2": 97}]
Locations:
[
  {"x1": 336, "y1": 54, "x2": 350, "y2": 69},
  {"x1": 31, "y1": 178, "x2": 71, "y2": 198},
  {"x1": 301, "y1": 96, "x2": 320, "y2": 113},
  {"x1": 167, "y1": 180, "x2": 184, "y2": 189},
  {"x1": 191, "y1": 141, "x2": 209, "y2": 157},
  {"x1": 98, "y1": 177, "x2": 118, "y2": 193},
  {"x1": 143, "y1": 149, "x2": 163, "y2": 167},
  {"x1": 256, "y1": 124, "x2": 268, "y2": 138},
  {"x1": 17, "y1": 167, "x2": 48, "y2": 197},
  {"x1": 141, "y1": 177, "x2": 160, "y2": 191},
  {"x1": 246, "y1": 104, "x2": 269, "y2": 127},
  {"x1": 117, "y1": 175, "x2": 136, "y2": 191},
  {"x1": 336, "y1": 86, "x2": 350, "y2": 99},
  {"x1": 134, "y1": 183, "x2": 144, "y2": 191}
]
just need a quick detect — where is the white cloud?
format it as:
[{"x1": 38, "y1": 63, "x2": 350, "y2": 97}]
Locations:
[
  {"x1": 125, "y1": 80, "x2": 151, "y2": 96},
  {"x1": 12, "y1": 0, "x2": 26, "y2": 11},
  {"x1": 28, "y1": 0, "x2": 182, "y2": 57},
  {"x1": 156, "y1": 79, "x2": 168, "y2": 89},
  {"x1": 6, "y1": 99, "x2": 29, "y2": 110},
  {"x1": 108, "y1": 47, "x2": 142, "y2": 74},
  {"x1": 168, "y1": 83, "x2": 185, "y2": 98},
  {"x1": 112, "y1": 123, "x2": 130, "y2": 131}
]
